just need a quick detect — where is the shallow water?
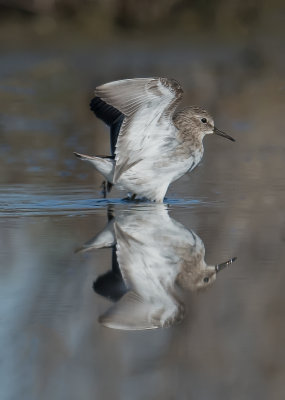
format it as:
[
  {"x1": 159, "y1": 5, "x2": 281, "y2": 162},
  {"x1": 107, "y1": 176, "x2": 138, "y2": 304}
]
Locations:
[
  {"x1": 1, "y1": 20, "x2": 285, "y2": 400},
  {"x1": 1, "y1": 179, "x2": 284, "y2": 399}
]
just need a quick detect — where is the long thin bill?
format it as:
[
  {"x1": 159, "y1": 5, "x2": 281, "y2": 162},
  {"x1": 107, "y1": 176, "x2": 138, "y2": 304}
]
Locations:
[
  {"x1": 215, "y1": 257, "x2": 237, "y2": 272},
  {"x1": 214, "y1": 127, "x2": 235, "y2": 142}
]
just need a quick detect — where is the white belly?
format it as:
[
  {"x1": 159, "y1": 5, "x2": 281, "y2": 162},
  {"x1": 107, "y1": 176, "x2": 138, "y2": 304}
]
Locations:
[{"x1": 117, "y1": 151, "x2": 202, "y2": 201}]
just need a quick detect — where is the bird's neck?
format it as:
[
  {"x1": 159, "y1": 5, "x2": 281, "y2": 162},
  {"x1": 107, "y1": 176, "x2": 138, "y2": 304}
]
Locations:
[{"x1": 177, "y1": 129, "x2": 204, "y2": 154}]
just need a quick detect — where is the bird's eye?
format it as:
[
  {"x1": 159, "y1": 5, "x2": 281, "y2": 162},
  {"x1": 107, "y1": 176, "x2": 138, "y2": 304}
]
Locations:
[
  {"x1": 203, "y1": 277, "x2": 209, "y2": 283},
  {"x1": 201, "y1": 118, "x2": 207, "y2": 123}
]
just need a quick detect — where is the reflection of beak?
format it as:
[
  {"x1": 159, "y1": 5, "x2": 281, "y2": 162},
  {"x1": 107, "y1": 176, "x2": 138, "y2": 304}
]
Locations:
[
  {"x1": 214, "y1": 127, "x2": 235, "y2": 142},
  {"x1": 215, "y1": 257, "x2": 237, "y2": 273}
]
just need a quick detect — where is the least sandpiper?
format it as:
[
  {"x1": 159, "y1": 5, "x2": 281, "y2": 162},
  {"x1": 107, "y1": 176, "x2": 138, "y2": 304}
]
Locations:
[{"x1": 74, "y1": 77, "x2": 235, "y2": 202}]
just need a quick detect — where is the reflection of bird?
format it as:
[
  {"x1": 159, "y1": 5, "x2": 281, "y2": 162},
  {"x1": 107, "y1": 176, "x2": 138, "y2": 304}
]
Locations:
[
  {"x1": 74, "y1": 78, "x2": 235, "y2": 202},
  {"x1": 77, "y1": 205, "x2": 236, "y2": 330}
]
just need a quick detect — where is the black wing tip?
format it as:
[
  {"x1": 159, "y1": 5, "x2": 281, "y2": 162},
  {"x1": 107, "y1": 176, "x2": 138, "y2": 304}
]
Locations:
[
  {"x1": 89, "y1": 96, "x2": 100, "y2": 112},
  {"x1": 89, "y1": 96, "x2": 124, "y2": 127}
]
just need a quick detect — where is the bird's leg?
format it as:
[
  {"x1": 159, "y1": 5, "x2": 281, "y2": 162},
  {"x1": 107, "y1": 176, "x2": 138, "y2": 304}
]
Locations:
[
  {"x1": 101, "y1": 180, "x2": 107, "y2": 198},
  {"x1": 107, "y1": 182, "x2": 113, "y2": 193},
  {"x1": 107, "y1": 205, "x2": 115, "y2": 221},
  {"x1": 101, "y1": 181, "x2": 113, "y2": 198}
]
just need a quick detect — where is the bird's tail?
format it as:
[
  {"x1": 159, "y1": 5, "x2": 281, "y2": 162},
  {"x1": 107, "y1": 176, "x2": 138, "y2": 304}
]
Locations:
[
  {"x1": 74, "y1": 152, "x2": 115, "y2": 182},
  {"x1": 75, "y1": 219, "x2": 115, "y2": 254}
]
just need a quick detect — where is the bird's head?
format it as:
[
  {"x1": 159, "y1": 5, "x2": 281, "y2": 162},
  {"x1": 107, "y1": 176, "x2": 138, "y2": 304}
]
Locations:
[
  {"x1": 176, "y1": 256, "x2": 237, "y2": 292},
  {"x1": 174, "y1": 106, "x2": 235, "y2": 142}
]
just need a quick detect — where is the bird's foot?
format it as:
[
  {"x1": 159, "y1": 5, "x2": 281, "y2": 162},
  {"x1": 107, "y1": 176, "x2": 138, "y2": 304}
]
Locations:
[{"x1": 122, "y1": 193, "x2": 137, "y2": 202}]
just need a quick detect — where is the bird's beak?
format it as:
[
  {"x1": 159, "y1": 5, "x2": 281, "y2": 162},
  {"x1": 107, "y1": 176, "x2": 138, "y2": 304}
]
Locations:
[
  {"x1": 214, "y1": 127, "x2": 235, "y2": 142},
  {"x1": 215, "y1": 257, "x2": 237, "y2": 273}
]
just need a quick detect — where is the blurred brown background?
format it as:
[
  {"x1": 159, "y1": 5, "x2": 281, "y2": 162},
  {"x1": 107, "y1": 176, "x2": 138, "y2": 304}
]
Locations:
[{"x1": 0, "y1": 0, "x2": 284, "y2": 187}]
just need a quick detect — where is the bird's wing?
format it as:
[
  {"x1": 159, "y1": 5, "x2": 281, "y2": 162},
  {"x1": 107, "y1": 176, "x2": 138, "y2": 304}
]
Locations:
[
  {"x1": 95, "y1": 77, "x2": 183, "y2": 181},
  {"x1": 98, "y1": 291, "x2": 179, "y2": 330},
  {"x1": 90, "y1": 96, "x2": 124, "y2": 156}
]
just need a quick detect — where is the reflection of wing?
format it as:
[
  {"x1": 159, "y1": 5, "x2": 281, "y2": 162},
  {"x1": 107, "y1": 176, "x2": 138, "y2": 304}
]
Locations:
[
  {"x1": 115, "y1": 206, "x2": 196, "y2": 293},
  {"x1": 93, "y1": 247, "x2": 128, "y2": 302},
  {"x1": 95, "y1": 78, "x2": 183, "y2": 181},
  {"x1": 99, "y1": 291, "x2": 182, "y2": 330},
  {"x1": 99, "y1": 205, "x2": 191, "y2": 329}
]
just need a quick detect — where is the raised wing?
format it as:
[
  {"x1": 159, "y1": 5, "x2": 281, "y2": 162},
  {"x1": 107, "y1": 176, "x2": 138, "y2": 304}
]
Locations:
[
  {"x1": 95, "y1": 77, "x2": 183, "y2": 181},
  {"x1": 90, "y1": 96, "x2": 124, "y2": 156}
]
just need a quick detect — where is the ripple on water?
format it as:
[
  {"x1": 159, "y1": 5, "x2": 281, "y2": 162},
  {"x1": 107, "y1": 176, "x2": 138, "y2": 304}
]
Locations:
[{"x1": 0, "y1": 185, "x2": 218, "y2": 217}]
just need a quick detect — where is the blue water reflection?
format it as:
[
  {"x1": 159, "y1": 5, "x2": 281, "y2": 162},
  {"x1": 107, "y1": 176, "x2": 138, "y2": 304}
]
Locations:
[{"x1": 77, "y1": 205, "x2": 236, "y2": 330}]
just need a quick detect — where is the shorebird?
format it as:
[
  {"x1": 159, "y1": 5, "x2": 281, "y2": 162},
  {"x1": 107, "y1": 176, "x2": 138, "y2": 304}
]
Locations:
[
  {"x1": 74, "y1": 78, "x2": 235, "y2": 202},
  {"x1": 77, "y1": 205, "x2": 236, "y2": 330}
]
